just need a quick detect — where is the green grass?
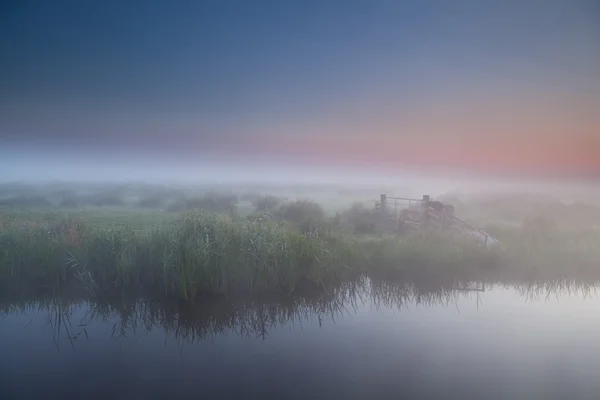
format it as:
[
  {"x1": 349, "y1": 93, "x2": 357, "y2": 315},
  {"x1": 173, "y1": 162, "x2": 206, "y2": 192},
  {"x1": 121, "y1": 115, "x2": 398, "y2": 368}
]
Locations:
[
  {"x1": 0, "y1": 210, "x2": 359, "y2": 300},
  {"x1": 2, "y1": 203, "x2": 600, "y2": 302}
]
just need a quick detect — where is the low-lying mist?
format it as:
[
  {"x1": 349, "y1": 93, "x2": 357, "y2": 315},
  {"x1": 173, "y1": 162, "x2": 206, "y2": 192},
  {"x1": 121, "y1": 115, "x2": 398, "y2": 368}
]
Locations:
[{"x1": 1, "y1": 177, "x2": 600, "y2": 303}]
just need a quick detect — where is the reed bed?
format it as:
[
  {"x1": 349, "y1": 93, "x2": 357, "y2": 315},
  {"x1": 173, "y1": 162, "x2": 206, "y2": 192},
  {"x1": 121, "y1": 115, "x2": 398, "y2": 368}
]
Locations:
[
  {"x1": 0, "y1": 212, "x2": 359, "y2": 299},
  {"x1": 1, "y1": 208, "x2": 599, "y2": 301}
]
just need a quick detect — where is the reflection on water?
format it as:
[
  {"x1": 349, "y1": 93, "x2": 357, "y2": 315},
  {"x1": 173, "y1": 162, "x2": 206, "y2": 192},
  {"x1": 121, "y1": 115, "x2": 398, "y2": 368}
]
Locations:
[{"x1": 2, "y1": 279, "x2": 600, "y2": 399}]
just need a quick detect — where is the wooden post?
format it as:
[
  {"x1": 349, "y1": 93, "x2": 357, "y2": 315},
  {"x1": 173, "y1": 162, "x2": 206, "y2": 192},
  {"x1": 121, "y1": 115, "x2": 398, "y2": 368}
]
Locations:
[
  {"x1": 421, "y1": 194, "x2": 430, "y2": 227},
  {"x1": 380, "y1": 194, "x2": 387, "y2": 213}
]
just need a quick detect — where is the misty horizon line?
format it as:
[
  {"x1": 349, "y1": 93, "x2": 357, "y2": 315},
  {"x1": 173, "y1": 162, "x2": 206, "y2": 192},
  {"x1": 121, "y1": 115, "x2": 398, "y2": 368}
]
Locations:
[{"x1": 2, "y1": 142, "x2": 600, "y2": 184}]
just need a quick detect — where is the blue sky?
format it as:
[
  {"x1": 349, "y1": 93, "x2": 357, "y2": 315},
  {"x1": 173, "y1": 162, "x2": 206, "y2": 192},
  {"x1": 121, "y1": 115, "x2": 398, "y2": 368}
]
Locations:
[{"x1": 1, "y1": 0, "x2": 599, "y2": 178}]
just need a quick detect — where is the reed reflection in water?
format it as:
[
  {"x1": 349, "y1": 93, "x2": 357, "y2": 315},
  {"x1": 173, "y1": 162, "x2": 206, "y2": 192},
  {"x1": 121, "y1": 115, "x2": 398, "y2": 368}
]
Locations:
[{"x1": 2, "y1": 278, "x2": 600, "y2": 399}]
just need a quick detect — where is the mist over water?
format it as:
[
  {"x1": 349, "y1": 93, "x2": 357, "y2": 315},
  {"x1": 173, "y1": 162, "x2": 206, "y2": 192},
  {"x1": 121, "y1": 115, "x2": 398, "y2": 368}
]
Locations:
[{"x1": 2, "y1": 0, "x2": 600, "y2": 398}]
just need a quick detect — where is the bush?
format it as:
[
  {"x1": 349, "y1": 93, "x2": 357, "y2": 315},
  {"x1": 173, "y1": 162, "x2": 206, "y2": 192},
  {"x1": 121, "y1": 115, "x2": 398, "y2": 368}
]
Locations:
[
  {"x1": 253, "y1": 195, "x2": 282, "y2": 213},
  {"x1": 338, "y1": 202, "x2": 378, "y2": 234},
  {"x1": 276, "y1": 200, "x2": 325, "y2": 229}
]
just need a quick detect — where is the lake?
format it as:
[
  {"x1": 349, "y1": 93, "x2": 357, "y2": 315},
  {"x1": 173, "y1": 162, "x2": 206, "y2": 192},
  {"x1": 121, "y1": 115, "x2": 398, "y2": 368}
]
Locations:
[{"x1": 1, "y1": 280, "x2": 600, "y2": 399}]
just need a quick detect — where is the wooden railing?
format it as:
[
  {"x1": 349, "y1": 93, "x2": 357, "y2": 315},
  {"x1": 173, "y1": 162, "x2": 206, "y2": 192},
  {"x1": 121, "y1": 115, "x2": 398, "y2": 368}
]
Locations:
[
  {"x1": 377, "y1": 193, "x2": 501, "y2": 248},
  {"x1": 377, "y1": 195, "x2": 423, "y2": 217},
  {"x1": 450, "y1": 215, "x2": 500, "y2": 247}
]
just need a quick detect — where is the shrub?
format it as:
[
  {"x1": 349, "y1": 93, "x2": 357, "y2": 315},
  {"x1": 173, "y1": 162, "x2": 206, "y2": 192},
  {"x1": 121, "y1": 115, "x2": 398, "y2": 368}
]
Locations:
[
  {"x1": 253, "y1": 195, "x2": 283, "y2": 213},
  {"x1": 338, "y1": 202, "x2": 378, "y2": 234},
  {"x1": 276, "y1": 200, "x2": 325, "y2": 229}
]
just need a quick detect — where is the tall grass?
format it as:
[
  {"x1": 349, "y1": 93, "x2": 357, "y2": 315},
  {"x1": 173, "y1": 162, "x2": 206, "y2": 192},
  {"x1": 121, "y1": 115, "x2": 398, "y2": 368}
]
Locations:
[
  {"x1": 0, "y1": 212, "x2": 357, "y2": 300},
  {"x1": 2, "y1": 205, "x2": 600, "y2": 302}
]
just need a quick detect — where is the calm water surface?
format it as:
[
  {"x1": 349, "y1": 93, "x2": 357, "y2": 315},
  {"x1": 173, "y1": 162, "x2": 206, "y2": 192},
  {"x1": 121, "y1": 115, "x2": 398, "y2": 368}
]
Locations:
[{"x1": 1, "y1": 282, "x2": 600, "y2": 399}]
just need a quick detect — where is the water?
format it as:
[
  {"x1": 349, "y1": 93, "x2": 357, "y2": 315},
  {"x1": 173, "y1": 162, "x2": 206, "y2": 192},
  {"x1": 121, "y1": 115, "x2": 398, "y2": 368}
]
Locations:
[{"x1": 1, "y1": 281, "x2": 600, "y2": 399}]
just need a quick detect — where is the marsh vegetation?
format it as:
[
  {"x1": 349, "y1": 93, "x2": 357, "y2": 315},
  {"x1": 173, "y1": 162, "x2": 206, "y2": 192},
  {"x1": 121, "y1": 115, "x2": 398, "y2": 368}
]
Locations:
[
  {"x1": 2, "y1": 182, "x2": 600, "y2": 399},
  {"x1": 1, "y1": 181, "x2": 600, "y2": 302}
]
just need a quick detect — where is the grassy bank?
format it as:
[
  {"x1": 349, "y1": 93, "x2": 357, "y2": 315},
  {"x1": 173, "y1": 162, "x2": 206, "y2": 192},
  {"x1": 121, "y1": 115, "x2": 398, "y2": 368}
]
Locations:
[{"x1": 1, "y1": 207, "x2": 599, "y2": 301}]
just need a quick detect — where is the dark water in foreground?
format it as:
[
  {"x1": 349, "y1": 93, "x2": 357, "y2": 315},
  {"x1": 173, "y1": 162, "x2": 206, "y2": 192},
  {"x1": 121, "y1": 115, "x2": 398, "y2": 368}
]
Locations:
[{"x1": 1, "y1": 281, "x2": 600, "y2": 399}]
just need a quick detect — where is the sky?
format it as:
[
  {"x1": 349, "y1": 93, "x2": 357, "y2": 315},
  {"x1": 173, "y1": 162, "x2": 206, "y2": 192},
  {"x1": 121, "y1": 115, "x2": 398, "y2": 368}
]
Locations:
[{"x1": 1, "y1": 0, "x2": 599, "y2": 181}]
